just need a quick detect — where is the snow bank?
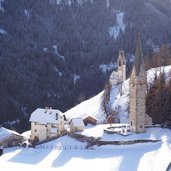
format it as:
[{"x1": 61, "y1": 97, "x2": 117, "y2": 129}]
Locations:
[
  {"x1": 109, "y1": 12, "x2": 125, "y2": 40},
  {"x1": 65, "y1": 91, "x2": 105, "y2": 121}
]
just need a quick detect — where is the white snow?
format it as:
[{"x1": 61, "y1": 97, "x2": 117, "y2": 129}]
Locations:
[
  {"x1": 0, "y1": 28, "x2": 7, "y2": 35},
  {"x1": 21, "y1": 130, "x2": 31, "y2": 140},
  {"x1": 109, "y1": 12, "x2": 125, "y2": 40},
  {"x1": 52, "y1": 45, "x2": 65, "y2": 60},
  {"x1": 81, "y1": 124, "x2": 170, "y2": 141},
  {"x1": 147, "y1": 65, "x2": 171, "y2": 86},
  {"x1": 65, "y1": 65, "x2": 171, "y2": 124},
  {"x1": 0, "y1": 127, "x2": 171, "y2": 171},
  {"x1": 50, "y1": 0, "x2": 62, "y2": 5},
  {"x1": 77, "y1": 0, "x2": 83, "y2": 5},
  {"x1": 146, "y1": 38, "x2": 155, "y2": 48},
  {"x1": 0, "y1": 0, "x2": 4, "y2": 12},
  {"x1": 43, "y1": 48, "x2": 48, "y2": 51},
  {"x1": 49, "y1": 0, "x2": 93, "y2": 6},
  {"x1": 65, "y1": 91, "x2": 105, "y2": 122},
  {"x1": 54, "y1": 67, "x2": 62, "y2": 77},
  {"x1": 29, "y1": 108, "x2": 63, "y2": 124},
  {"x1": 127, "y1": 53, "x2": 135, "y2": 62},
  {"x1": 0, "y1": 127, "x2": 21, "y2": 140},
  {"x1": 1, "y1": 66, "x2": 171, "y2": 170},
  {"x1": 106, "y1": 0, "x2": 110, "y2": 8},
  {"x1": 116, "y1": 12, "x2": 125, "y2": 32},
  {"x1": 24, "y1": 9, "x2": 30, "y2": 18},
  {"x1": 70, "y1": 118, "x2": 84, "y2": 127},
  {"x1": 99, "y1": 62, "x2": 117, "y2": 73},
  {"x1": 109, "y1": 26, "x2": 120, "y2": 40},
  {"x1": 73, "y1": 73, "x2": 81, "y2": 84}
]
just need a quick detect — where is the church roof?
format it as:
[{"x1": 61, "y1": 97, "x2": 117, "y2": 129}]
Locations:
[
  {"x1": 134, "y1": 33, "x2": 144, "y2": 76},
  {"x1": 0, "y1": 127, "x2": 22, "y2": 140}
]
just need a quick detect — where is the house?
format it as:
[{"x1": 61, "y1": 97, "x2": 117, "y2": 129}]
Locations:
[
  {"x1": 69, "y1": 118, "x2": 84, "y2": 133},
  {"x1": 29, "y1": 107, "x2": 65, "y2": 142},
  {"x1": 0, "y1": 127, "x2": 23, "y2": 148},
  {"x1": 83, "y1": 116, "x2": 98, "y2": 126}
]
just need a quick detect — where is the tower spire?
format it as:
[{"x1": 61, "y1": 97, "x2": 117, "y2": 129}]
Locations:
[{"x1": 134, "y1": 33, "x2": 144, "y2": 76}]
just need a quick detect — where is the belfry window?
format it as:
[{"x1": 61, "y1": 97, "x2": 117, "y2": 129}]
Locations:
[{"x1": 119, "y1": 61, "x2": 121, "y2": 66}]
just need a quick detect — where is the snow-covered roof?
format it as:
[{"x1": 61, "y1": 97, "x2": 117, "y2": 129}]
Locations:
[
  {"x1": 0, "y1": 127, "x2": 21, "y2": 141},
  {"x1": 83, "y1": 115, "x2": 98, "y2": 121},
  {"x1": 70, "y1": 118, "x2": 84, "y2": 127},
  {"x1": 110, "y1": 71, "x2": 119, "y2": 80},
  {"x1": 29, "y1": 108, "x2": 63, "y2": 124}
]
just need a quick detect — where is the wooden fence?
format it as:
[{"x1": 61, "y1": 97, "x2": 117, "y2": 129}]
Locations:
[{"x1": 35, "y1": 144, "x2": 89, "y2": 150}]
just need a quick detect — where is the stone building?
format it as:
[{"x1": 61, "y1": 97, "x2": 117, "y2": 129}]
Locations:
[
  {"x1": 129, "y1": 33, "x2": 152, "y2": 133},
  {"x1": 109, "y1": 50, "x2": 126, "y2": 85},
  {"x1": 69, "y1": 118, "x2": 84, "y2": 133},
  {"x1": 29, "y1": 108, "x2": 65, "y2": 142}
]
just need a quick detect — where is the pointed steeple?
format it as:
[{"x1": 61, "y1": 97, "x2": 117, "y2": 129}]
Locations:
[{"x1": 134, "y1": 33, "x2": 144, "y2": 76}]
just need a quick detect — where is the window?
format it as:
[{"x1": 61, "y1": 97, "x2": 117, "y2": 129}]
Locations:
[
  {"x1": 131, "y1": 121, "x2": 132, "y2": 125},
  {"x1": 119, "y1": 61, "x2": 121, "y2": 66},
  {"x1": 56, "y1": 113, "x2": 58, "y2": 120},
  {"x1": 139, "y1": 125, "x2": 143, "y2": 128},
  {"x1": 35, "y1": 129, "x2": 37, "y2": 132}
]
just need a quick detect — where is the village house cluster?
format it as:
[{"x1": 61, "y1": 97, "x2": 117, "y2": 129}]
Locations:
[
  {"x1": 0, "y1": 34, "x2": 153, "y2": 147},
  {"x1": 28, "y1": 33, "x2": 153, "y2": 143},
  {"x1": 29, "y1": 107, "x2": 99, "y2": 142}
]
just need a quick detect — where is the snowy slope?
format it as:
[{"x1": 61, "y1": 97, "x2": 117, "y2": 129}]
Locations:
[
  {"x1": 0, "y1": 127, "x2": 21, "y2": 140},
  {"x1": 0, "y1": 128, "x2": 171, "y2": 171},
  {"x1": 65, "y1": 65, "x2": 171, "y2": 123}
]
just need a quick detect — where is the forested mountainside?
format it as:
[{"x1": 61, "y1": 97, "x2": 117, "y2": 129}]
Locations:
[{"x1": 0, "y1": 0, "x2": 171, "y2": 131}]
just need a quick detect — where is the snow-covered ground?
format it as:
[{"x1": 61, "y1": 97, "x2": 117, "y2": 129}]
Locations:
[
  {"x1": 0, "y1": 127, "x2": 21, "y2": 140},
  {"x1": 65, "y1": 65, "x2": 171, "y2": 124},
  {"x1": 0, "y1": 127, "x2": 171, "y2": 171},
  {"x1": 81, "y1": 124, "x2": 170, "y2": 141},
  {"x1": 109, "y1": 12, "x2": 125, "y2": 40},
  {"x1": 1, "y1": 66, "x2": 171, "y2": 170}
]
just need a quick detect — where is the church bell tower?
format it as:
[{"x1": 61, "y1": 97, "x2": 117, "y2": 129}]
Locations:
[{"x1": 129, "y1": 33, "x2": 146, "y2": 133}]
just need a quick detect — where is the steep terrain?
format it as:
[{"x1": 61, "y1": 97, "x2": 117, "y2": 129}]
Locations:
[
  {"x1": 0, "y1": 0, "x2": 171, "y2": 131},
  {"x1": 65, "y1": 65, "x2": 171, "y2": 125}
]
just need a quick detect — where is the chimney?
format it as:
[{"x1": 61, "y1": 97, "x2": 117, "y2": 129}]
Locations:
[{"x1": 44, "y1": 107, "x2": 49, "y2": 113}]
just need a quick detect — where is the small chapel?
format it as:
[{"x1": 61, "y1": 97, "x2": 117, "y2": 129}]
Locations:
[{"x1": 109, "y1": 33, "x2": 152, "y2": 133}]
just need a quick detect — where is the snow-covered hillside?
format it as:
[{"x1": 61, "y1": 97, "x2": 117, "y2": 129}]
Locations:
[{"x1": 65, "y1": 65, "x2": 171, "y2": 122}]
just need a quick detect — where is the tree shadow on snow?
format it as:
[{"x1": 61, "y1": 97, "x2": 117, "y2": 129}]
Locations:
[
  {"x1": 8, "y1": 147, "x2": 53, "y2": 165},
  {"x1": 52, "y1": 142, "x2": 161, "y2": 171},
  {"x1": 118, "y1": 142, "x2": 161, "y2": 171}
]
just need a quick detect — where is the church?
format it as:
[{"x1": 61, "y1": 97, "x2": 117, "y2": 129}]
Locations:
[{"x1": 109, "y1": 33, "x2": 152, "y2": 133}]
